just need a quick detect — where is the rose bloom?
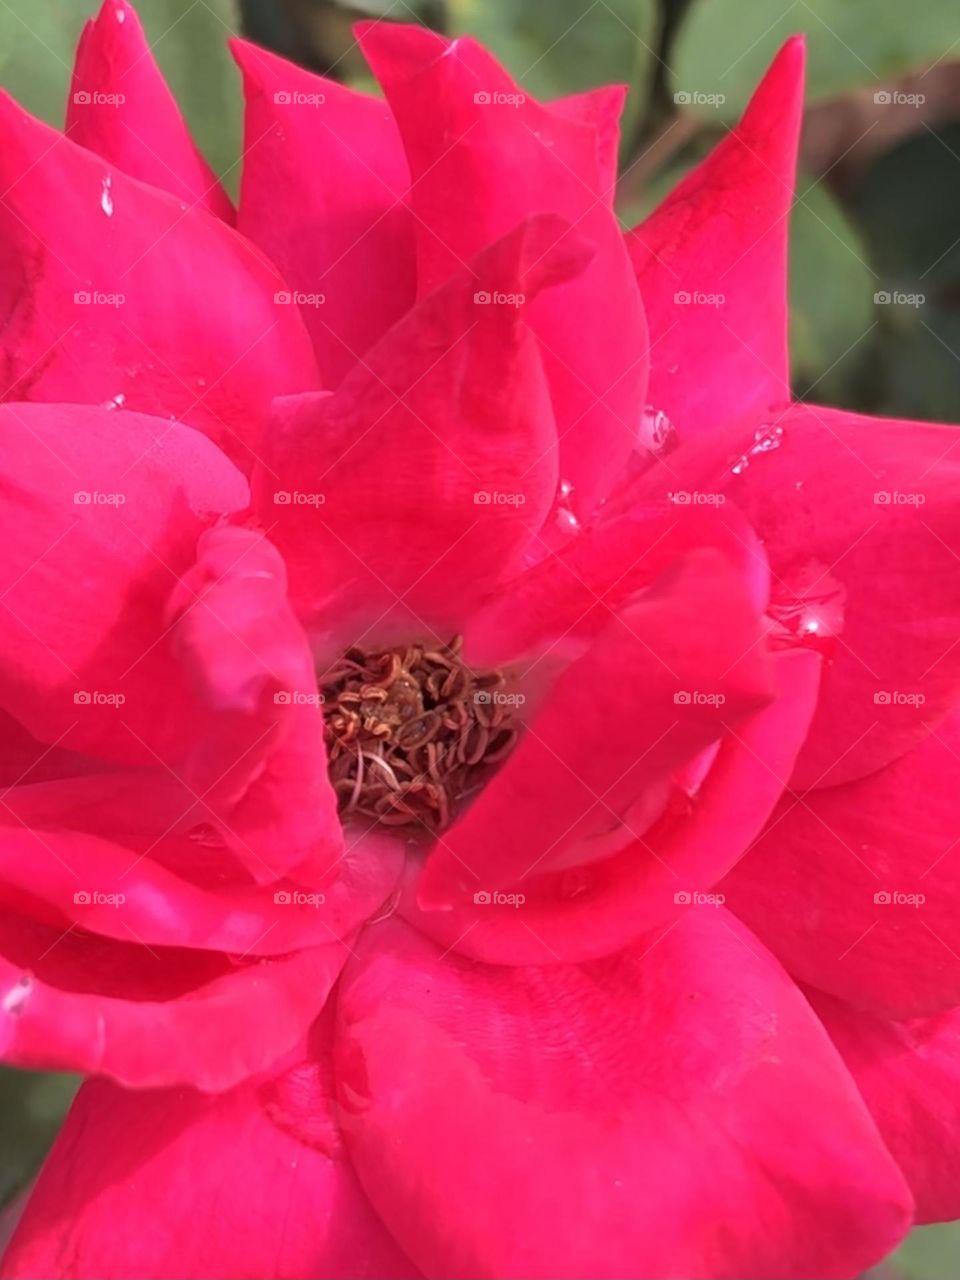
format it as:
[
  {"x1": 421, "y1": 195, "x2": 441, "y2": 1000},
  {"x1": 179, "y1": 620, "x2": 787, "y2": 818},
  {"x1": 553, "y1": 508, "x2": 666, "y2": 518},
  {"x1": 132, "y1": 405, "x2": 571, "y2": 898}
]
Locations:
[{"x1": 0, "y1": 2, "x2": 958, "y2": 1278}]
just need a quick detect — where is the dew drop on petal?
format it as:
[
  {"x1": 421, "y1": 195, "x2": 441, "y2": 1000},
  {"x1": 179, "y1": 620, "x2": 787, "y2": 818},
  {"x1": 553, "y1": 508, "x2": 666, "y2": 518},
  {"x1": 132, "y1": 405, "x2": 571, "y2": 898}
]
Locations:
[
  {"x1": 769, "y1": 564, "x2": 846, "y2": 657},
  {"x1": 100, "y1": 175, "x2": 114, "y2": 218},
  {"x1": 730, "y1": 423, "x2": 784, "y2": 476},
  {"x1": 2, "y1": 974, "x2": 33, "y2": 1016},
  {"x1": 639, "y1": 405, "x2": 678, "y2": 458},
  {"x1": 187, "y1": 822, "x2": 225, "y2": 849},
  {"x1": 102, "y1": 393, "x2": 126, "y2": 411}
]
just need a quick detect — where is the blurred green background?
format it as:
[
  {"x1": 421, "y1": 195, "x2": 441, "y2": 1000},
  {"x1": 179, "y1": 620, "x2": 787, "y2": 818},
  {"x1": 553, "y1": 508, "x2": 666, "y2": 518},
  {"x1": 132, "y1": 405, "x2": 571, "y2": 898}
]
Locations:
[{"x1": 2, "y1": 0, "x2": 960, "y2": 1273}]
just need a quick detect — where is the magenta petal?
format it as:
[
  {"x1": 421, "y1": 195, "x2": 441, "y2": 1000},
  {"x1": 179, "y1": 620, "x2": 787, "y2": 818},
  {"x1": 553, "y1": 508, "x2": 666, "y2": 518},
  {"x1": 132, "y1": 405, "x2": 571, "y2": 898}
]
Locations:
[
  {"x1": 335, "y1": 914, "x2": 911, "y2": 1280},
  {"x1": 0, "y1": 95, "x2": 318, "y2": 468},
  {"x1": 404, "y1": 649, "x2": 819, "y2": 964},
  {"x1": 0, "y1": 911, "x2": 346, "y2": 1090},
  {"x1": 812, "y1": 991, "x2": 960, "y2": 1224},
  {"x1": 627, "y1": 38, "x2": 803, "y2": 437},
  {"x1": 255, "y1": 214, "x2": 591, "y2": 641},
  {"x1": 1, "y1": 1064, "x2": 419, "y2": 1278},
  {"x1": 358, "y1": 20, "x2": 648, "y2": 517},
  {"x1": 419, "y1": 549, "x2": 774, "y2": 905},
  {"x1": 233, "y1": 39, "x2": 415, "y2": 386},
  {"x1": 67, "y1": 0, "x2": 234, "y2": 221},
  {"x1": 637, "y1": 400, "x2": 960, "y2": 786},
  {"x1": 722, "y1": 710, "x2": 960, "y2": 1018}
]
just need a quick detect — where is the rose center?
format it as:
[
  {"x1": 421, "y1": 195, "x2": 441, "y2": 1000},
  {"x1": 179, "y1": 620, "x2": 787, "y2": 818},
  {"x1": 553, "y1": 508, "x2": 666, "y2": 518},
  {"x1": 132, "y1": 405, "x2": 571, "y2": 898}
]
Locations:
[{"x1": 320, "y1": 636, "x2": 518, "y2": 831}]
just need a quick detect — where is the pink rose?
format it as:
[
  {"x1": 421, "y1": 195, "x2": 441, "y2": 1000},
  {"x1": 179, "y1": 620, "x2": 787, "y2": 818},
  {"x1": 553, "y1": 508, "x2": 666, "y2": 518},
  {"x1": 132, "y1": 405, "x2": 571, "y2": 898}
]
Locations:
[{"x1": 0, "y1": 4, "x2": 957, "y2": 1278}]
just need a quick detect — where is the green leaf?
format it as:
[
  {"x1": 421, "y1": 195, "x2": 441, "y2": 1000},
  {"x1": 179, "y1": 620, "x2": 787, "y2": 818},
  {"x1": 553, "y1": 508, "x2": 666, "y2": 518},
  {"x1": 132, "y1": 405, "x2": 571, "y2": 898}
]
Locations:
[
  {"x1": 789, "y1": 180, "x2": 875, "y2": 404},
  {"x1": 0, "y1": 1068, "x2": 79, "y2": 1206},
  {"x1": 0, "y1": 1, "x2": 241, "y2": 186},
  {"x1": 674, "y1": 0, "x2": 958, "y2": 120}
]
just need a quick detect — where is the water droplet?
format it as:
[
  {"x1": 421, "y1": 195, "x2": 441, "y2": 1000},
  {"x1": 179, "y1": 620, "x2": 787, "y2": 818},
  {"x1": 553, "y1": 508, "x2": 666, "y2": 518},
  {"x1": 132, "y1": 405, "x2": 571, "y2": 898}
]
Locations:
[
  {"x1": 557, "y1": 477, "x2": 574, "y2": 501},
  {"x1": 769, "y1": 564, "x2": 846, "y2": 656},
  {"x1": 100, "y1": 175, "x2": 114, "y2": 218},
  {"x1": 731, "y1": 423, "x2": 784, "y2": 476},
  {"x1": 114, "y1": 2, "x2": 126, "y2": 21},
  {"x1": 554, "y1": 505, "x2": 581, "y2": 536},
  {"x1": 2, "y1": 975, "x2": 32, "y2": 1016},
  {"x1": 102, "y1": 392, "x2": 126, "y2": 411},
  {"x1": 667, "y1": 364, "x2": 679, "y2": 375},
  {"x1": 188, "y1": 822, "x2": 225, "y2": 849},
  {"x1": 639, "y1": 405, "x2": 678, "y2": 458}
]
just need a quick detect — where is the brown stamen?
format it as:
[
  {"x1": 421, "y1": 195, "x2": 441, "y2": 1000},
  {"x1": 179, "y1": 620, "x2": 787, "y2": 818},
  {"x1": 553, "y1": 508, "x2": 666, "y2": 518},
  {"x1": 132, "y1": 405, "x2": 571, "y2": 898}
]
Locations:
[{"x1": 321, "y1": 635, "x2": 519, "y2": 832}]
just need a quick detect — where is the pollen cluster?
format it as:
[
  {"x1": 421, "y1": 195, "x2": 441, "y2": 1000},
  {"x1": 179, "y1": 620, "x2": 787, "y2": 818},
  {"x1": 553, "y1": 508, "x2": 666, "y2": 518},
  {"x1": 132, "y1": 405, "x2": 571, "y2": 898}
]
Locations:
[{"x1": 321, "y1": 636, "x2": 518, "y2": 830}]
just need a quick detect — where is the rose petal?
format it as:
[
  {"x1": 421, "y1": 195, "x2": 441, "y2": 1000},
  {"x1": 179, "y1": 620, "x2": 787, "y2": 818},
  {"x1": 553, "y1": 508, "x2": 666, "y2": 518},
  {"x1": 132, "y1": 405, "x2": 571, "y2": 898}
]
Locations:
[
  {"x1": 626, "y1": 38, "x2": 803, "y2": 437},
  {"x1": 358, "y1": 21, "x2": 648, "y2": 517},
  {"x1": 404, "y1": 648, "x2": 819, "y2": 964},
  {"x1": 0, "y1": 95, "x2": 318, "y2": 468},
  {"x1": 254, "y1": 214, "x2": 591, "y2": 644},
  {"x1": 232, "y1": 39, "x2": 414, "y2": 386},
  {"x1": 1, "y1": 1055, "x2": 419, "y2": 1278},
  {"x1": 67, "y1": 0, "x2": 234, "y2": 222},
  {"x1": 811, "y1": 990, "x2": 960, "y2": 1224},
  {"x1": 722, "y1": 709, "x2": 960, "y2": 1018},
  {"x1": 419, "y1": 549, "x2": 775, "y2": 906},
  {"x1": 636, "y1": 400, "x2": 960, "y2": 785},
  {"x1": 334, "y1": 914, "x2": 911, "y2": 1280},
  {"x1": 0, "y1": 910, "x2": 345, "y2": 1090}
]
